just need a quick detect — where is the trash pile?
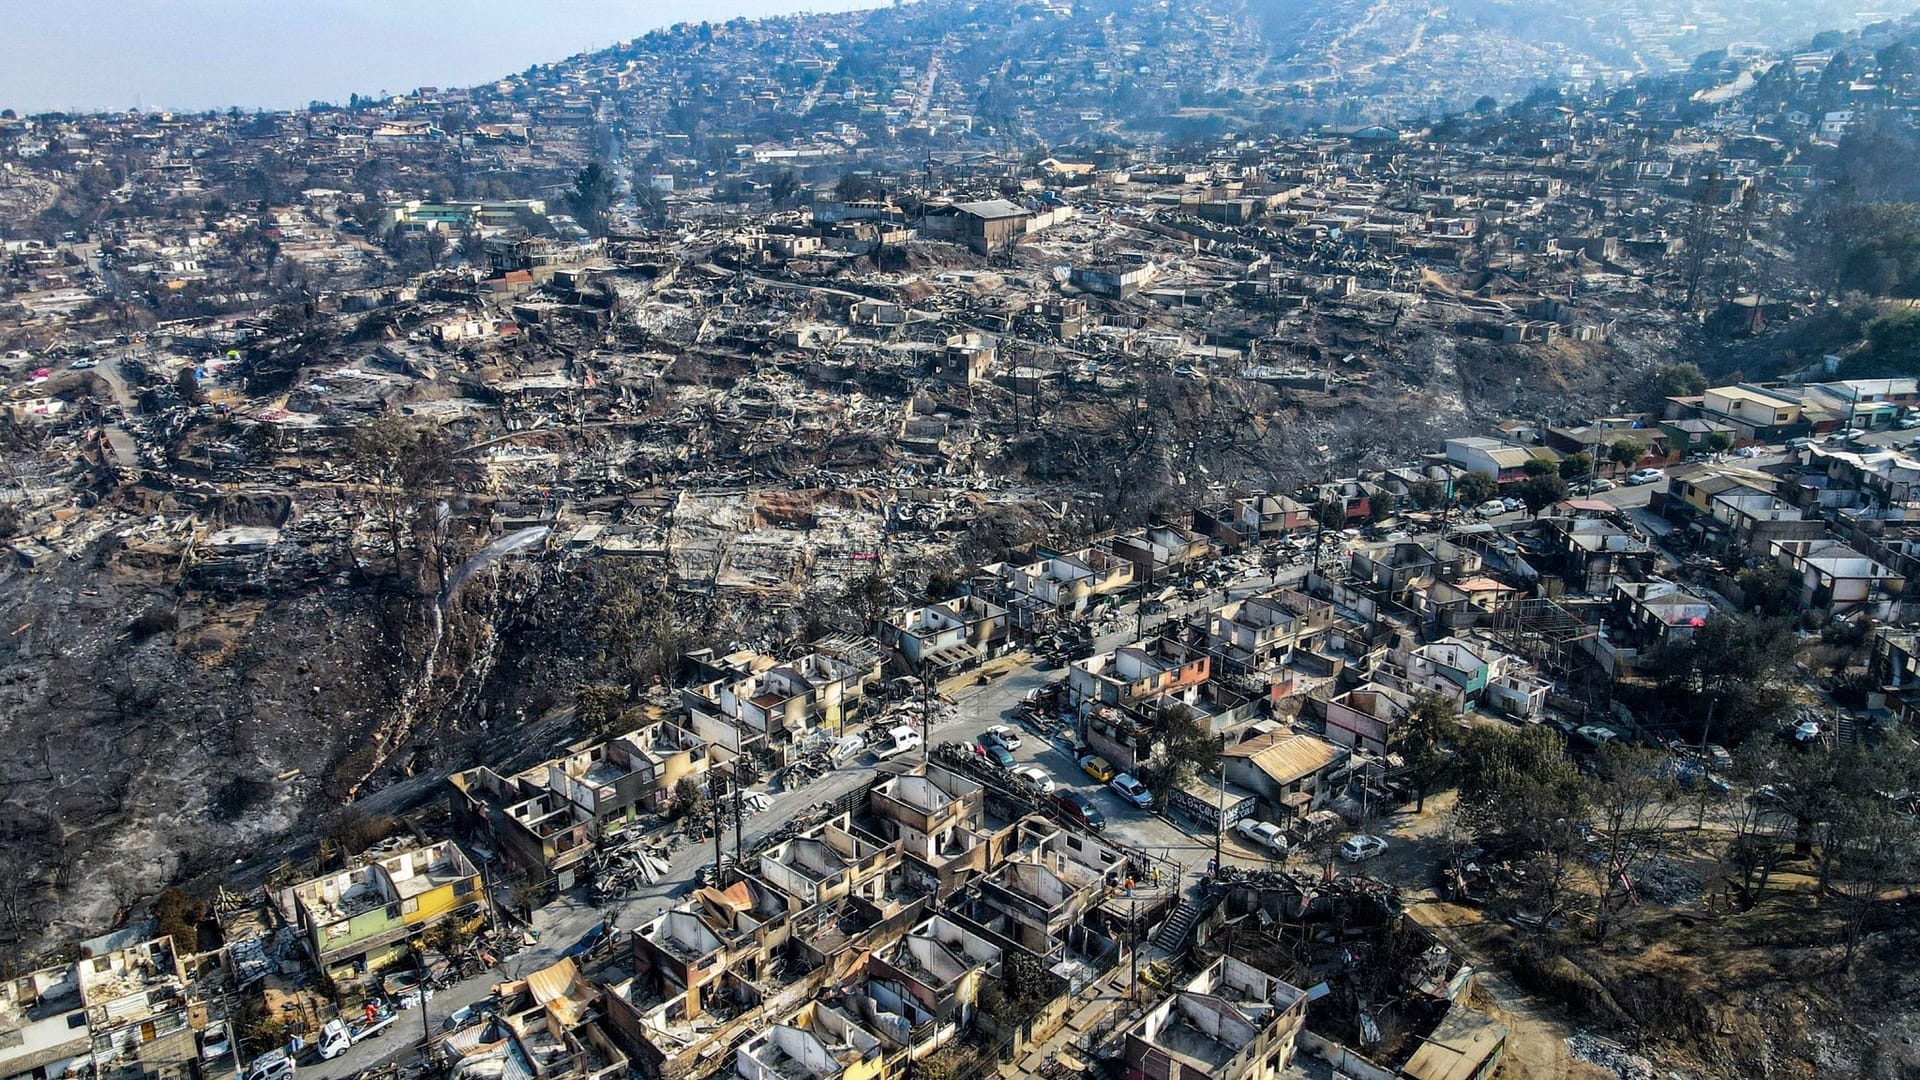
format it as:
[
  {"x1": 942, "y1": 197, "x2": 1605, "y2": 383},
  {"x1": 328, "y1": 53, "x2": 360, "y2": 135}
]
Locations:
[
  {"x1": 1566, "y1": 1034, "x2": 1661, "y2": 1080},
  {"x1": 1633, "y1": 858, "x2": 1704, "y2": 906}
]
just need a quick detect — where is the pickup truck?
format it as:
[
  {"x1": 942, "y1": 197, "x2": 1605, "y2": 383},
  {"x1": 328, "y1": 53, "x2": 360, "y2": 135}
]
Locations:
[
  {"x1": 871, "y1": 725, "x2": 923, "y2": 761},
  {"x1": 317, "y1": 1001, "x2": 398, "y2": 1059}
]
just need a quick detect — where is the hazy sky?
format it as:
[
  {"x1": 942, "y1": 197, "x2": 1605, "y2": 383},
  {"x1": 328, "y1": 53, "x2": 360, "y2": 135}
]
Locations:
[{"x1": 0, "y1": 1, "x2": 884, "y2": 115}]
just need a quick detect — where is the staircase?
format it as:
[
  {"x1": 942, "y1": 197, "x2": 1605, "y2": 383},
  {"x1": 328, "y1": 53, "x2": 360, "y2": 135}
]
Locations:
[{"x1": 1150, "y1": 897, "x2": 1201, "y2": 953}]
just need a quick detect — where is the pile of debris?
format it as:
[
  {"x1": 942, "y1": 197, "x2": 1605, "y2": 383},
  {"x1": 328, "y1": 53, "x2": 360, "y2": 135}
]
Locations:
[
  {"x1": 1633, "y1": 858, "x2": 1703, "y2": 906},
  {"x1": 1566, "y1": 1034, "x2": 1662, "y2": 1080}
]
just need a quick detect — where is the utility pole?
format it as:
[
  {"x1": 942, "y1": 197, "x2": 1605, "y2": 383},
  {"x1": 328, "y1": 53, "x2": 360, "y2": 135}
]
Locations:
[
  {"x1": 712, "y1": 771, "x2": 725, "y2": 881},
  {"x1": 733, "y1": 763, "x2": 745, "y2": 870},
  {"x1": 1212, "y1": 751, "x2": 1225, "y2": 877}
]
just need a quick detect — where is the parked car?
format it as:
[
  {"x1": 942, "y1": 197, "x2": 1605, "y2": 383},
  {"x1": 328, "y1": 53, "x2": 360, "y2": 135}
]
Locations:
[
  {"x1": 1473, "y1": 499, "x2": 1506, "y2": 519},
  {"x1": 1110, "y1": 773, "x2": 1153, "y2": 809},
  {"x1": 1079, "y1": 754, "x2": 1117, "y2": 782},
  {"x1": 1501, "y1": 496, "x2": 1524, "y2": 512},
  {"x1": 1340, "y1": 835, "x2": 1389, "y2": 862},
  {"x1": 984, "y1": 724, "x2": 1023, "y2": 751},
  {"x1": 1051, "y1": 790, "x2": 1105, "y2": 831},
  {"x1": 1624, "y1": 468, "x2": 1665, "y2": 486},
  {"x1": 1900, "y1": 416, "x2": 1920, "y2": 430},
  {"x1": 243, "y1": 1051, "x2": 296, "y2": 1080},
  {"x1": 976, "y1": 742, "x2": 1017, "y2": 769},
  {"x1": 1235, "y1": 819, "x2": 1290, "y2": 856},
  {"x1": 1011, "y1": 765, "x2": 1054, "y2": 796}
]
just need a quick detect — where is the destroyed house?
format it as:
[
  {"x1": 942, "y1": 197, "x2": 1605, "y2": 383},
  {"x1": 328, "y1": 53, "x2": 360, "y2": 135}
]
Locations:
[
  {"x1": 1321, "y1": 683, "x2": 1413, "y2": 756},
  {"x1": 1609, "y1": 580, "x2": 1713, "y2": 648},
  {"x1": 868, "y1": 766, "x2": 1014, "y2": 896},
  {"x1": 75, "y1": 938, "x2": 199, "y2": 1080},
  {"x1": 880, "y1": 596, "x2": 1009, "y2": 672},
  {"x1": 1201, "y1": 592, "x2": 1335, "y2": 673},
  {"x1": 1121, "y1": 956, "x2": 1308, "y2": 1080},
  {"x1": 1003, "y1": 548, "x2": 1135, "y2": 616},
  {"x1": 1108, "y1": 523, "x2": 1211, "y2": 583},
  {"x1": 1378, "y1": 638, "x2": 1498, "y2": 707},
  {"x1": 1543, "y1": 518, "x2": 1653, "y2": 594},
  {"x1": 758, "y1": 819, "x2": 896, "y2": 907},
  {"x1": 448, "y1": 723, "x2": 707, "y2": 885},
  {"x1": 281, "y1": 841, "x2": 483, "y2": 981},
  {"x1": 1069, "y1": 639, "x2": 1210, "y2": 711},
  {"x1": 1771, "y1": 539, "x2": 1905, "y2": 617},
  {"x1": 973, "y1": 822, "x2": 1124, "y2": 953},
  {"x1": 735, "y1": 1001, "x2": 884, "y2": 1080},
  {"x1": 862, "y1": 914, "x2": 1007, "y2": 1028},
  {"x1": 685, "y1": 651, "x2": 874, "y2": 747}
]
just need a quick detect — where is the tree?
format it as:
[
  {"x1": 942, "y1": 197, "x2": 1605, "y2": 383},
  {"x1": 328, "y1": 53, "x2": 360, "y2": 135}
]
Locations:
[
  {"x1": 1147, "y1": 702, "x2": 1222, "y2": 800},
  {"x1": 1583, "y1": 742, "x2": 1683, "y2": 941},
  {"x1": 769, "y1": 169, "x2": 800, "y2": 208},
  {"x1": 574, "y1": 683, "x2": 628, "y2": 736},
  {"x1": 1706, "y1": 430, "x2": 1734, "y2": 453},
  {"x1": 1607, "y1": 438, "x2": 1643, "y2": 475},
  {"x1": 842, "y1": 574, "x2": 893, "y2": 636},
  {"x1": 347, "y1": 415, "x2": 457, "y2": 582},
  {"x1": 668, "y1": 776, "x2": 707, "y2": 821},
  {"x1": 1652, "y1": 362, "x2": 1707, "y2": 398},
  {"x1": 835, "y1": 171, "x2": 883, "y2": 202},
  {"x1": 176, "y1": 365, "x2": 205, "y2": 405},
  {"x1": 1456, "y1": 726, "x2": 1586, "y2": 840},
  {"x1": 1653, "y1": 614, "x2": 1797, "y2": 742},
  {"x1": 1368, "y1": 490, "x2": 1399, "y2": 523},
  {"x1": 1409, "y1": 479, "x2": 1446, "y2": 510},
  {"x1": 585, "y1": 565, "x2": 685, "y2": 691},
  {"x1": 1398, "y1": 692, "x2": 1458, "y2": 813},
  {"x1": 1454, "y1": 472, "x2": 1497, "y2": 508},
  {"x1": 1515, "y1": 473, "x2": 1568, "y2": 515},
  {"x1": 1558, "y1": 452, "x2": 1594, "y2": 482},
  {"x1": 567, "y1": 161, "x2": 616, "y2": 237},
  {"x1": 1521, "y1": 457, "x2": 1555, "y2": 479}
]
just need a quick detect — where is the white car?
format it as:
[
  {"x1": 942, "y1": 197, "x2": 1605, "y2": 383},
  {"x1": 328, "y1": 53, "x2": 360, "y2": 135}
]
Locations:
[
  {"x1": 984, "y1": 724, "x2": 1023, "y2": 751},
  {"x1": 1340, "y1": 835, "x2": 1389, "y2": 862},
  {"x1": 1235, "y1": 819, "x2": 1289, "y2": 856},
  {"x1": 1473, "y1": 499, "x2": 1506, "y2": 519},
  {"x1": 1011, "y1": 765, "x2": 1054, "y2": 796},
  {"x1": 1624, "y1": 468, "x2": 1665, "y2": 486},
  {"x1": 1110, "y1": 773, "x2": 1153, "y2": 809}
]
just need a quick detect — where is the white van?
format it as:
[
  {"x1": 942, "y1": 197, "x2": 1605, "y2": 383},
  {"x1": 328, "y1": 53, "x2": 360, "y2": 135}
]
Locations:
[{"x1": 243, "y1": 1050, "x2": 295, "y2": 1080}]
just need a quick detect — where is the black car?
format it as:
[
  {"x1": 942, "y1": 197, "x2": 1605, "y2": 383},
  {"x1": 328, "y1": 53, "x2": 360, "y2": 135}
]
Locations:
[{"x1": 1051, "y1": 790, "x2": 1106, "y2": 831}]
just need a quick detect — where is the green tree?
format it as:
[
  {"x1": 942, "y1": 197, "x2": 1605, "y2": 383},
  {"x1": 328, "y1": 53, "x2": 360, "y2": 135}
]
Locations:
[
  {"x1": 1558, "y1": 452, "x2": 1594, "y2": 482},
  {"x1": 769, "y1": 169, "x2": 800, "y2": 208},
  {"x1": 1607, "y1": 438, "x2": 1644, "y2": 475},
  {"x1": 1652, "y1": 361, "x2": 1707, "y2": 398},
  {"x1": 1147, "y1": 702, "x2": 1223, "y2": 800},
  {"x1": 1706, "y1": 430, "x2": 1734, "y2": 453},
  {"x1": 1455, "y1": 725, "x2": 1586, "y2": 846},
  {"x1": 1398, "y1": 691, "x2": 1458, "y2": 813},
  {"x1": 1368, "y1": 490, "x2": 1399, "y2": 523},
  {"x1": 1521, "y1": 457, "x2": 1556, "y2": 479},
  {"x1": 567, "y1": 161, "x2": 616, "y2": 237},
  {"x1": 574, "y1": 683, "x2": 628, "y2": 736},
  {"x1": 1454, "y1": 472, "x2": 1497, "y2": 508},
  {"x1": 1515, "y1": 473, "x2": 1568, "y2": 515}
]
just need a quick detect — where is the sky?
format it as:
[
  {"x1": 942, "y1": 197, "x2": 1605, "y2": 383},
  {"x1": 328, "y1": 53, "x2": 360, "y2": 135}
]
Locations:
[{"x1": 0, "y1": 1, "x2": 885, "y2": 116}]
